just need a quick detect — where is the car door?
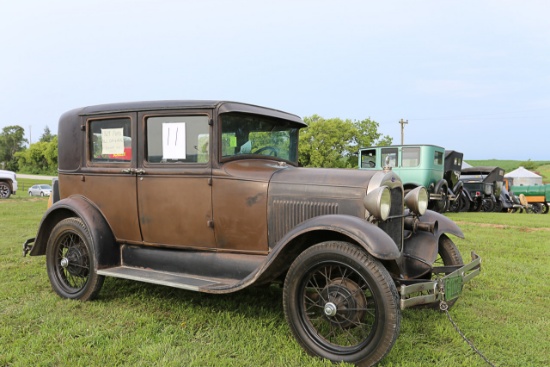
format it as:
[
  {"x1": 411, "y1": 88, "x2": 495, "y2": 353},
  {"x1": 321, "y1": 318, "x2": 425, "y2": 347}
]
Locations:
[
  {"x1": 136, "y1": 111, "x2": 216, "y2": 248},
  {"x1": 64, "y1": 114, "x2": 142, "y2": 242}
]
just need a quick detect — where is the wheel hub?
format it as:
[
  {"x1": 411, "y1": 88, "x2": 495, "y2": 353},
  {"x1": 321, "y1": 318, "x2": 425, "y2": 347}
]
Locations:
[
  {"x1": 324, "y1": 302, "x2": 337, "y2": 317},
  {"x1": 61, "y1": 246, "x2": 89, "y2": 277},
  {"x1": 321, "y1": 278, "x2": 367, "y2": 328}
]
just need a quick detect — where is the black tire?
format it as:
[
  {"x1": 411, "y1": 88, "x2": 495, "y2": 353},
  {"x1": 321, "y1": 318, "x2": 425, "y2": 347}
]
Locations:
[
  {"x1": 427, "y1": 234, "x2": 464, "y2": 310},
  {"x1": 542, "y1": 203, "x2": 549, "y2": 214},
  {"x1": 430, "y1": 186, "x2": 448, "y2": 213},
  {"x1": 46, "y1": 217, "x2": 104, "y2": 301},
  {"x1": 283, "y1": 241, "x2": 401, "y2": 366},
  {"x1": 481, "y1": 198, "x2": 495, "y2": 212},
  {"x1": 459, "y1": 193, "x2": 470, "y2": 212},
  {"x1": 0, "y1": 182, "x2": 11, "y2": 199}
]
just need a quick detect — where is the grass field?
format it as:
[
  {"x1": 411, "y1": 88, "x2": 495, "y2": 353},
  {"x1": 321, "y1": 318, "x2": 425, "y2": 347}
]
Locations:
[{"x1": 1, "y1": 196, "x2": 548, "y2": 366}]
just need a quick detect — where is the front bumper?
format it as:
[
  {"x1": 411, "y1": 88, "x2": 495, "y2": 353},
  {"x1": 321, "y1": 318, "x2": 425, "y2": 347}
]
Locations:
[{"x1": 399, "y1": 251, "x2": 481, "y2": 309}]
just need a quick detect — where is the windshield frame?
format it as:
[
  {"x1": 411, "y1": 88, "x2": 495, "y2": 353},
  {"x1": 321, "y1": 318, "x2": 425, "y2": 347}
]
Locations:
[{"x1": 218, "y1": 112, "x2": 301, "y2": 165}]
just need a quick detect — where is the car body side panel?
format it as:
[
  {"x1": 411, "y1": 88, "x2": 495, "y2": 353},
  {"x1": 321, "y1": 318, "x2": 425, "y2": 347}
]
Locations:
[{"x1": 212, "y1": 160, "x2": 279, "y2": 252}]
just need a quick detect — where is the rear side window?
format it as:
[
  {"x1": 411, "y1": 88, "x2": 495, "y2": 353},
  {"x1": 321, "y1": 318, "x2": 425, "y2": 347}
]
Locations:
[
  {"x1": 434, "y1": 151, "x2": 443, "y2": 165},
  {"x1": 89, "y1": 118, "x2": 132, "y2": 162},
  {"x1": 146, "y1": 115, "x2": 210, "y2": 163},
  {"x1": 402, "y1": 147, "x2": 420, "y2": 167}
]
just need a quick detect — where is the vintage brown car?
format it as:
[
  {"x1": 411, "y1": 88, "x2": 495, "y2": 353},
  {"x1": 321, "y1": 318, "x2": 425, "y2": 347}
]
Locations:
[{"x1": 23, "y1": 101, "x2": 480, "y2": 367}]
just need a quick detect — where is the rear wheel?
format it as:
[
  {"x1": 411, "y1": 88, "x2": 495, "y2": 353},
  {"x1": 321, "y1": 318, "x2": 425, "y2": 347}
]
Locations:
[
  {"x1": 46, "y1": 217, "x2": 104, "y2": 301},
  {"x1": 283, "y1": 241, "x2": 400, "y2": 366}
]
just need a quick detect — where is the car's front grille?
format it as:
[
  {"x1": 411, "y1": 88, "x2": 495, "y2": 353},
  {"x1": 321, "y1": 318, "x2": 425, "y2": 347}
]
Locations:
[
  {"x1": 378, "y1": 186, "x2": 404, "y2": 251},
  {"x1": 270, "y1": 200, "x2": 338, "y2": 245}
]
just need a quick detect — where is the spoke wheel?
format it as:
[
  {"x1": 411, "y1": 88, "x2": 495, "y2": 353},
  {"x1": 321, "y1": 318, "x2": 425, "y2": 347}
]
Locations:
[
  {"x1": 283, "y1": 241, "x2": 400, "y2": 366},
  {"x1": 46, "y1": 218, "x2": 104, "y2": 300}
]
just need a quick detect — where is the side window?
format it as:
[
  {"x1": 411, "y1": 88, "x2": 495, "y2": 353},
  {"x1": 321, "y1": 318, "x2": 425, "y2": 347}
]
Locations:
[
  {"x1": 402, "y1": 147, "x2": 420, "y2": 167},
  {"x1": 434, "y1": 151, "x2": 443, "y2": 165},
  {"x1": 146, "y1": 115, "x2": 209, "y2": 163},
  {"x1": 89, "y1": 118, "x2": 132, "y2": 163},
  {"x1": 381, "y1": 148, "x2": 398, "y2": 168},
  {"x1": 360, "y1": 149, "x2": 377, "y2": 168}
]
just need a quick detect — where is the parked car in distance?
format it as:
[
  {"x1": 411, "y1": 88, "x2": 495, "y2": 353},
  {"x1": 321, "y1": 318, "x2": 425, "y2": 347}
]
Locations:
[
  {"x1": 23, "y1": 101, "x2": 481, "y2": 367},
  {"x1": 28, "y1": 184, "x2": 52, "y2": 197},
  {"x1": 0, "y1": 169, "x2": 18, "y2": 199},
  {"x1": 459, "y1": 166, "x2": 505, "y2": 212},
  {"x1": 359, "y1": 145, "x2": 464, "y2": 213}
]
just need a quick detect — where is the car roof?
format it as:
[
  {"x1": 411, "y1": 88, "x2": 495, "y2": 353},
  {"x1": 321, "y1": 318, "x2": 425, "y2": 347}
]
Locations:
[{"x1": 64, "y1": 100, "x2": 305, "y2": 126}]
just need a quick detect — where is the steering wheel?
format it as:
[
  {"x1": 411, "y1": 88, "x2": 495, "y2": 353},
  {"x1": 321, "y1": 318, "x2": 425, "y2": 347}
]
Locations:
[{"x1": 253, "y1": 146, "x2": 278, "y2": 157}]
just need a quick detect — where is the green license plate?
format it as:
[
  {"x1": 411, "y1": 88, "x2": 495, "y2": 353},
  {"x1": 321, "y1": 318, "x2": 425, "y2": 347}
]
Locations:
[{"x1": 444, "y1": 275, "x2": 463, "y2": 301}]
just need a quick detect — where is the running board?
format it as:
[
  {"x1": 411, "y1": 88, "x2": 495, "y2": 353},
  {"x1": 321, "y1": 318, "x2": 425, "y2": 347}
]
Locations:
[{"x1": 97, "y1": 266, "x2": 234, "y2": 292}]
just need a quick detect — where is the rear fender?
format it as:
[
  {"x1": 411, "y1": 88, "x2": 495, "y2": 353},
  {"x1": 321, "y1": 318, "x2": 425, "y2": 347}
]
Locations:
[{"x1": 29, "y1": 196, "x2": 119, "y2": 268}]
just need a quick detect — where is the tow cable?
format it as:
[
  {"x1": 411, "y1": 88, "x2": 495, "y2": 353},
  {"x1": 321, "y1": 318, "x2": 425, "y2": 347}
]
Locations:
[{"x1": 440, "y1": 300, "x2": 497, "y2": 367}]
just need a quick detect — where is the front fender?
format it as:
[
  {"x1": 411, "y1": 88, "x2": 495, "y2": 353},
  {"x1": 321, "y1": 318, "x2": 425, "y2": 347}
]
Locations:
[
  {"x1": 274, "y1": 214, "x2": 400, "y2": 260},
  {"x1": 434, "y1": 179, "x2": 448, "y2": 193},
  {"x1": 400, "y1": 210, "x2": 464, "y2": 278},
  {"x1": 29, "y1": 196, "x2": 119, "y2": 267}
]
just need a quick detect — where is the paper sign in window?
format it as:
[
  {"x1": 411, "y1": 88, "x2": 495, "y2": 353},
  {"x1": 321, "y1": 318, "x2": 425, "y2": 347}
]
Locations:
[
  {"x1": 162, "y1": 123, "x2": 186, "y2": 159},
  {"x1": 101, "y1": 128, "x2": 125, "y2": 155}
]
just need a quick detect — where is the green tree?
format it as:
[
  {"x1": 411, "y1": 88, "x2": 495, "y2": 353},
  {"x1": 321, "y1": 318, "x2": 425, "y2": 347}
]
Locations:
[
  {"x1": 0, "y1": 125, "x2": 27, "y2": 171},
  {"x1": 299, "y1": 115, "x2": 392, "y2": 168},
  {"x1": 16, "y1": 135, "x2": 58, "y2": 175},
  {"x1": 39, "y1": 126, "x2": 54, "y2": 143}
]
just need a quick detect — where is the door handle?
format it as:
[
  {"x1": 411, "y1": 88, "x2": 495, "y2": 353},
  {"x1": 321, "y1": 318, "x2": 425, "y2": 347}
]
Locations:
[
  {"x1": 121, "y1": 168, "x2": 135, "y2": 174},
  {"x1": 135, "y1": 169, "x2": 146, "y2": 175}
]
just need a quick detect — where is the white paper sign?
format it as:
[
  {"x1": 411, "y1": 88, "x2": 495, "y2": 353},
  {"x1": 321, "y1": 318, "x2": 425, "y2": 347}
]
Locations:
[
  {"x1": 162, "y1": 122, "x2": 186, "y2": 159},
  {"x1": 101, "y1": 128, "x2": 125, "y2": 155}
]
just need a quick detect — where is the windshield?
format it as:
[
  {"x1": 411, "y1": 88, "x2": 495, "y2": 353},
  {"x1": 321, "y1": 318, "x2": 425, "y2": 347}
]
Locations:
[{"x1": 220, "y1": 112, "x2": 300, "y2": 164}]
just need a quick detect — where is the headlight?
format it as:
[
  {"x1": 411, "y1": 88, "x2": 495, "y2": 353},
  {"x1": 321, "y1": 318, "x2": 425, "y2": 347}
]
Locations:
[
  {"x1": 364, "y1": 186, "x2": 391, "y2": 221},
  {"x1": 405, "y1": 186, "x2": 428, "y2": 216}
]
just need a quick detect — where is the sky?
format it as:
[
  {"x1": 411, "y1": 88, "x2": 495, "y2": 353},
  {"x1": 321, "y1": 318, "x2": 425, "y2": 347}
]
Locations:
[{"x1": 1, "y1": 0, "x2": 549, "y2": 161}]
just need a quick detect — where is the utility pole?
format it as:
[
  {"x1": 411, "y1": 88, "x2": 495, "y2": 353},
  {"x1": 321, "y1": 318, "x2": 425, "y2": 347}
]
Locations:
[{"x1": 398, "y1": 119, "x2": 408, "y2": 145}]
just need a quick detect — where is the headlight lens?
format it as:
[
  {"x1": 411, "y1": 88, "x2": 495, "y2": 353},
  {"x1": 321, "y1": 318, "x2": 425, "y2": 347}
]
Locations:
[
  {"x1": 364, "y1": 186, "x2": 391, "y2": 221},
  {"x1": 405, "y1": 186, "x2": 428, "y2": 215}
]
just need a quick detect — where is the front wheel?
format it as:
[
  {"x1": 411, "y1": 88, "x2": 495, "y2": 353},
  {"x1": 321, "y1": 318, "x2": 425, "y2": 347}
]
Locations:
[
  {"x1": 431, "y1": 234, "x2": 464, "y2": 309},
  {"x1": 46, "y1": 217, "x2": 104, "y2": 301},
  {"x1": 0, "y1": 182, "x2": 11, "y2": 199},
  {"x1": 283, "y1": 241, "x2": 401, "y2": 366}
]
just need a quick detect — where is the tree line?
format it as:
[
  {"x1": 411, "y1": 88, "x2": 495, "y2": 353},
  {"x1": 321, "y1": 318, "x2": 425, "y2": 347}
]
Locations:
[{"x1": 0, "y1": 116, "x2": 391, "y2": 174}]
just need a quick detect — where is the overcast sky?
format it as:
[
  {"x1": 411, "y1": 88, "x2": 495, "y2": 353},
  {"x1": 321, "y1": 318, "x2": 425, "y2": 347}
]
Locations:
[{"x1": 1, "y1": 0, "x2": 548, "y2": 161}]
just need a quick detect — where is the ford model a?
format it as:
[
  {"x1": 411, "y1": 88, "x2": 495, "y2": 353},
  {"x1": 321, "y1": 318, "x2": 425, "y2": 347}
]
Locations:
[
  {"x1": 459, "y1": 166, "x2": 505, "y2": 212},
  {"x1": 23, "y1": 101, "x2": 480, "y2": 367},
  {"x1": 359, "y1": 145, "x2": 464, "y2": 213}
]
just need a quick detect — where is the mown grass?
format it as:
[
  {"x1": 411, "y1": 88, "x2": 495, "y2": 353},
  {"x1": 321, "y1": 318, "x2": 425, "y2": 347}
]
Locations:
[{"x1": 1, "y1": 199, "x2": 548, "y2": 367}]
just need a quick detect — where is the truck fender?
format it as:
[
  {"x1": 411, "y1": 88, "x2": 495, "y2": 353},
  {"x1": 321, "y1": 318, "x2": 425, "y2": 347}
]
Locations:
[
  {"x1": 434, "y1": 178, "x2": 448, "y2": 193},
  {"x1": 273, "y1": 214, "x2": 400, "y2": 260},
  {"x1": 29, "y1": 196, "x2": 119, "y2": 268},
  {"x1": 452, "y1": 180, "x2": 464, "y2": 195},
  {"x1": 400, "y1": 209, "x2": 464, "y2": 278}
]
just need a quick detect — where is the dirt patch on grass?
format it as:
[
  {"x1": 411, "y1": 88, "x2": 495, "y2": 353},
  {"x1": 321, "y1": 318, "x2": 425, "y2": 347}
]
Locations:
[{"x1": 454, "y1": 221, "x2": 550, "y2": 232}]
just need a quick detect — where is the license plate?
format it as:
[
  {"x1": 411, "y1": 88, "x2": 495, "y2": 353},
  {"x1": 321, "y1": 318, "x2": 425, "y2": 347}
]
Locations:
[{"x1": 444, "y1": 275, "x2": 463, "y2": 301}]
